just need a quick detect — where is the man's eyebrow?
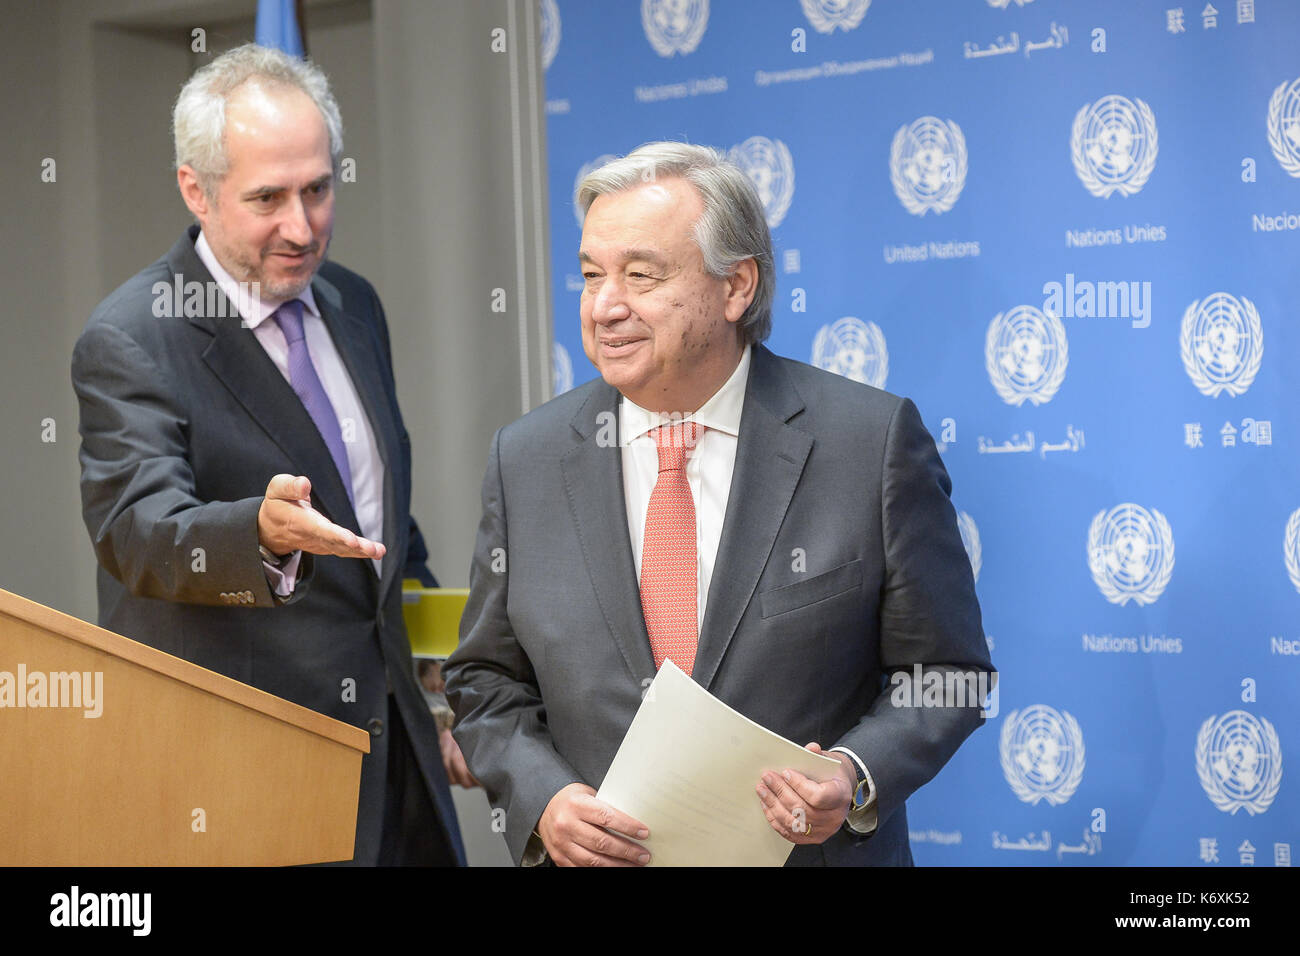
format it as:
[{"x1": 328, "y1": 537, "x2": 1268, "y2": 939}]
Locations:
[
  {"x1": 241, "y1": 174, "x2": 333, "y2": 200},
  {"x1": 577, "y1": 248, "x2": 669, "y2": 267}
]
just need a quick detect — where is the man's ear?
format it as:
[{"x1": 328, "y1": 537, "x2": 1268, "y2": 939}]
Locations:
[
  {"x1": 723, "y1": 257, "x2": 759, "y2": 324},
  {"x1": 177, "y1": 165, "x2": 211, "y2": 225}
]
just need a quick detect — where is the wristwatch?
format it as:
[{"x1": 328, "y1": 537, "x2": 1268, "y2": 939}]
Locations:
[{"x1": 848, "y1": 761, "x2": 870, "y2": 814}]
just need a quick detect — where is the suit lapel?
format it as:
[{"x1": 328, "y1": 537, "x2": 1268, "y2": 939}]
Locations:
[
  {"x1": 563, "y1": 347, "x2": 813, "y2": 688},
  {"x1": 311, "y1": 273, "x2": 403, "y2": 601},
  {"x1": 561, "y1": 384, "x2": 657, "y2": 680},
  {"x1": 693, "y1": 346, "x2": 812, "y2": 691},
  {"x1": 174, "y1": 229, "x2": 362, "y2": 539}
]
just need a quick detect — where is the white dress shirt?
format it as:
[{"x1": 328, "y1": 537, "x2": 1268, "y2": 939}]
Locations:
[
  {"x1": 618, "y1": 345, "x2": 877, "y2": 835},
  {"x1": 195, "y1": 232, "x2": 386, "y2": 586},
  {"x1": 620, "y1": 346, "x2": 750, "y2": 629}
]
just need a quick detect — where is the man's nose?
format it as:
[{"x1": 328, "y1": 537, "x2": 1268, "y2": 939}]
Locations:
[
  {"x1": 277, "y1": 194, "x2": 313, "y2": 247},
  {"x1": 590, "y1": 276, "x2": 630, "y2": 324}
]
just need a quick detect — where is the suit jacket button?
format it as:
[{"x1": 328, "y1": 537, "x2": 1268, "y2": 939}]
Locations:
[{"x1": 367, "y1": 718, "x2": 384, "y2": 737}]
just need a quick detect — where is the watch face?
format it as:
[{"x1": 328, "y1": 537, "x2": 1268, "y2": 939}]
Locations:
[{"x1": 853, "y1": 779, "x2": 868, "y2": 809}]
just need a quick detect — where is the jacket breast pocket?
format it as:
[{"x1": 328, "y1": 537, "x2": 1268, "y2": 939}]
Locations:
[{"x1": 759, "y1": 559, "x2": 863, "y2": 619}]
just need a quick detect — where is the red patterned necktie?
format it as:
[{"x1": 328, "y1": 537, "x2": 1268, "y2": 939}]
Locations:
[{"x1": 640, "y1": 421, "x2": 705, "y2": 674}]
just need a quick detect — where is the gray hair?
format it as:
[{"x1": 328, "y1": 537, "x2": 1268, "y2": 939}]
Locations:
[
  {"x1": 173, "y1": 43, "x2": 343, "y2": 196},
  {"x1": 576, "y1": 142, "x2": 775, "y2": 346}
]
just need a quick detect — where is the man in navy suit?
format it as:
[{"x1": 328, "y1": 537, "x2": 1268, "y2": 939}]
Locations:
[
  {"x1": 446, "y1": 142, "x2": 993, "y2": 866},
  {"x1": 72, "y1": 44, "x2": 468, "y2": 865}
]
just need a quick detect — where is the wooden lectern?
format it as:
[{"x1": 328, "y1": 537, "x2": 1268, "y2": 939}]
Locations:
[{"x1": 0, "y1": 588, "x2": 370, "y2": 865}]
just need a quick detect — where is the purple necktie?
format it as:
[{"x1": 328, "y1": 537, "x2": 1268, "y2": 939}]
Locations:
[{"x1": 272, "y1": 300, "x2": 355, "y2": 507}]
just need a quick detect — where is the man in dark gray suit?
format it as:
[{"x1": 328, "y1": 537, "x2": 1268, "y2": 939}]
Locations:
[
  {"x1": 72, "y1": 44, "x2": 468, "y2": 865},
  {"x1": 446, "y1": 142, "x2": 993, "y2": 866}
]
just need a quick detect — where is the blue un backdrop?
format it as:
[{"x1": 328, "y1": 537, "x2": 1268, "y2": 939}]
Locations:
[{"x1": 540, "y1": 0, "x2": 1299, "y2": 866}]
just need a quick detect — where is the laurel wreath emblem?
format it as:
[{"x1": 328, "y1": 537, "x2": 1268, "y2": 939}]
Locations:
[
  {"x1": 861, "y1": 319, "x2": 888, "y2": 388},
  {"x1": 1179, "y1": 295, "x2": 1263, "y2": 398},
  {"x1": 1070, "y1": 97, "x2": 1158, "y2": 198},
  {"x1": 728, "y1": 136, "x2": 796, "y2": 229},
  {"x1": 800, "y1": 0, "x2": 871, "y2": 33},
  {"x1": 1267, "y1": 78, "x2": 1300, "y2": 178},
  {"x1": 1000, "y1": 708, "x2": 1086, "y2": 806},
  {"x1": 760, "y1": 138, "x2": 795, "y2": 228},
  {"x1": 1087, "y1": 506, "x2": 1175, "y2": 606},
  {"x1": 812, "y1": 317, "x2": 888, "y2": 389},
  {"x1": 641, "y1": 0, "x2": 710, "y2": 57},
  {"x1": 1196, "y1": 712, "x2": 1283, "y2": 816},
  {"x1": 1285, "y1": 509, "x2": 1300, "y2": 595},
  {"x1": 984, "y1": 307, "x2": 1069, "y2": 407},
  {"x1": 540, "y1": 0, "x2": 561, "y2": 70},
  {"x1": 890, "y1": 118, "x2": 968, "y2": 216}
]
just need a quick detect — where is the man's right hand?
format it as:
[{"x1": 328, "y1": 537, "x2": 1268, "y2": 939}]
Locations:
[
  {"x1": 537, "y1": 783, "x2": 651, "y2": 867},
  {"x1": 257, "y1": 474, "x2": 386, "y2": 560}
]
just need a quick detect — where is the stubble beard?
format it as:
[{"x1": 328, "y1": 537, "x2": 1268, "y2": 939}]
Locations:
[{"x1": 227, "y1": 242, "x2": 326, "y2": 302}]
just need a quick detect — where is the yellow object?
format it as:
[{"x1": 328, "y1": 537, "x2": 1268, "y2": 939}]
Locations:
[{"x1": 401, "y1": 581, "x2": 469, "y2": 659}]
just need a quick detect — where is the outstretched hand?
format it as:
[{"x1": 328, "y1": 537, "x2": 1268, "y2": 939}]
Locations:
[{"x1": 257, "y1": 474, "x2": 386, "y2": 560}]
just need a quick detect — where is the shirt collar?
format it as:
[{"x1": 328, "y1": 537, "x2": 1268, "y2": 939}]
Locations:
[
  {"x1": 620, "y1": 345, "x2": 751, "y2": 444},
  {"x1": 194, "y1": 230, "x2": 320, "y2": 329}
]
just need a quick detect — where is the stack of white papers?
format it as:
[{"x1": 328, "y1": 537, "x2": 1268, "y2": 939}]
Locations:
[{"x1": 596, "y1": 660, "x2": 844, "y2": 866}]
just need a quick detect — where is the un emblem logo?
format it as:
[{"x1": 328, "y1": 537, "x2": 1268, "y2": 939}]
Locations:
[
  {"x1": 1196, "y1": 711, "x2": 1283, "y2": 816},
  {"x1": 1285, "y1": 509, "x2": 1300, "y2": 595},
  {"x1": 540, "y1": 0, "x2": 561, "y2": 70},
  {"x1": 999, "y1": 705, "x2": 1085, "y2": 806},
  {"x1": 957, "y1": 511, "x2": 982, "y2": 583},
  {"x1": 728, "y1": 136, "x2": 795, "y2": 228},
  {"x1": 552, "y1": 342, "x2": 573, "y2": 396},
  {"x1": 1087, "y1": 504, "x2": 1174, "y2": 606},
  {"x1": 642, "y1": 0, "x2": 710, "y2": 57},
  {"x1": 1267, "y1": 77, "x2": 1300, "y2": 177},
  {"x1": 801, "y1": 0, "x2": 871, "y2": 33},
  {"x1": 573, "y1": 153, "x2": 619, "y2": 227},
  {"x1": 811, "y1": 317, "x2": 888, "y2": 388},
  {"x1": 987, "y1": 0, "x2": 1035, "y2": 7},
  {"x1": 890, "y1": 116, "x2": 967, "y2": 215},
  {"x1": 1179, "y1": 293, "x2": 1263, "y2": 398},
  {"x1": 1070, "y1": 95, "x2": 1158, "y2": 197},
  {"x1": 984, "y1": 305, "x2": 1068, "y2": 407}
]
